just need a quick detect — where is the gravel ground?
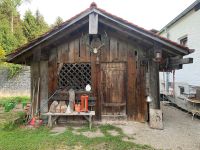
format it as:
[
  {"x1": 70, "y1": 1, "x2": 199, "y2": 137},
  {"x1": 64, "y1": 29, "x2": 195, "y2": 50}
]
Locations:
[{"x1": 116, "y1": 102, "x2": 200, "y2": 150}]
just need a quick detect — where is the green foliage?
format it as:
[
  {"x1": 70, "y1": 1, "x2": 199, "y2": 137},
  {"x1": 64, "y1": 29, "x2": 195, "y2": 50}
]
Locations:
[
  {"x1": 3, "y1": 121, "x2": 18, "y2": 130},
  {"x1": 0, "y1": 0, "x2": 48, "y2": 55},
  {"x1": 4, "y1": 101, "x2": 16, "y2": 112},
  {"x1": 23, "y1": 9, "x2": 49, "y2": 42},
  {"x1": 7, "y1": 63, "x2": 22, "y2": 79},
  {"x1": 0, "y1": 0, "x2": 27, "y2": 53},
  {"x1": 0, "y1": 46, "x2": 6, "y2": 61},
  {"x1": 35, "y1": 9, "x2": 49, "y2": 34},
  {"x1": 14, "y1": 19, "x2": 27, "y2": 47},
  {"x1": 3, "y1": 111, "x2": 26, "y2": 130},
  {"x1": 0, "y1": 62, "x2": 23, "y2": 79},
  {"x1": 0, "y1": 18, "x2": 18, "y2": 53},
  {"x1": 52, "y1": 16, "x2": 63, "y2": 27},
  {"x1": 0, "y1": 0, "x2": 50, "y2": 80},
  {"x1": 0, "y1": 96, "x2": 30, "y2": 107},
  {"x1": 22, "y1": 10, "x2": 39, "y2": 41}
]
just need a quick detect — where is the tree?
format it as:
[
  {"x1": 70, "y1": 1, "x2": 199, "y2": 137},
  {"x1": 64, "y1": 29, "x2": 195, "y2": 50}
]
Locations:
[
  {"x1": 22, "y1": 10, "x2": 38, "y2": 41},
  {"x1": 0, "y1": 0, "x2": 27, "y2": 53},
  {"x1": 54, "y1": 16, "x2": 63, "y2": 26},
  {"x1": 0, "y1": 45, "x2": 6, "y2": 62},
  {"x1": 14, "y1": 20, "x2": 27, "y2": 47},
  {"x1": 23, "y1": 9, "x2": 49, "y2": 42},
  {"x1": 0, "y1": 0, "x2": 23, "y2": 32},
  {"x1": 35, "y1": 9, "x2": 49, "y2": 35},
  {"x1": 0, "y1": 17, "x2": 18, "y2": 53}
]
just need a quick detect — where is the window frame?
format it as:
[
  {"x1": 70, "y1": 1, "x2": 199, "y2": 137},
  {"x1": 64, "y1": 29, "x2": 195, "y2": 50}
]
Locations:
[{"x1": 179, "y1": 86, "x2": 185, "y2": 95}]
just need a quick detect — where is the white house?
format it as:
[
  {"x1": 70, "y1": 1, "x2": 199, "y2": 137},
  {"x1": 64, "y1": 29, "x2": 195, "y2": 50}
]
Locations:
[{"x1": 159, "y1": 0, "x2": 200, "y2": 99}]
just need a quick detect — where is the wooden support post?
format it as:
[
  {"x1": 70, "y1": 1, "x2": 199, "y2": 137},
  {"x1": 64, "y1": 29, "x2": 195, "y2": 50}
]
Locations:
[
  {"x1": 89, "y1": 13, "x2": 98, "y2": 34},
  {"x1": 30, "y1": 61, "x2": 40, "y2": 117},
  {"x1": 39, "y1": 61, "x2": 48, "y2": 114},
  {"x1": 91, "y1": 54, "x2": 101, "y2": 120},
  {"x1": 148, "y1": 49, "x2": 163, "y2": 129},
  {"x1": 149, "y1": 60, "x2": 160, "y2": 109}
]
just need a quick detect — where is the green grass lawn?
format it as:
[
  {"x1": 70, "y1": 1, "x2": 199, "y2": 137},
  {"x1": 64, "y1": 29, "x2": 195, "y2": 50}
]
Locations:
[
  {"x1": 0, "y1": 97, "x2": 154, "y2": 150},
  {"x1": 0, "y1": 124, "x2": 154, "y2": 150}
]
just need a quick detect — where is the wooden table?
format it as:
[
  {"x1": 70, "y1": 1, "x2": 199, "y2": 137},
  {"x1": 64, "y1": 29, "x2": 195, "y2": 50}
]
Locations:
[
  {"x1": 187, "y1": 99, "x2": 200, "y2": 120},
  {"x1": 42, "y1": 111, "x2": 95, "y2": 129}
]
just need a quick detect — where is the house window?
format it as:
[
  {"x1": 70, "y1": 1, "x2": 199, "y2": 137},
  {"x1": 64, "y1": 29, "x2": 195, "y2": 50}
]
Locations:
[
  {"x1": 179, "y1": 36, "x2": 188, "y2": 46},
  {"x1": 58, "y1": 63, "x2": 91, "y2": 90},
  {"x1": 179, "y1": 86, "x2": 185, "y2": 95}
]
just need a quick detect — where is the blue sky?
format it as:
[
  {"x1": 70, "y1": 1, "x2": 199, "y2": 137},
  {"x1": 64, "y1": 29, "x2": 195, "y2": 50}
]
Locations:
[{"x1": 19, "y1": 0, "x2": 195, "y2": 30}]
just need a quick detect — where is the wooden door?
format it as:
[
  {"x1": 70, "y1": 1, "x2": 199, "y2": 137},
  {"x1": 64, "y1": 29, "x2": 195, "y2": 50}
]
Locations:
[{"x1": 100, "y1": 63, "x2": 126, "y2": 115}]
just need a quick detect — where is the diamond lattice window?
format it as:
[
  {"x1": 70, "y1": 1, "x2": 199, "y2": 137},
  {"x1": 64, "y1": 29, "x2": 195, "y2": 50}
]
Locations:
[{"x1": 58, "y1": 63, "x2": 91, "y2": 90}]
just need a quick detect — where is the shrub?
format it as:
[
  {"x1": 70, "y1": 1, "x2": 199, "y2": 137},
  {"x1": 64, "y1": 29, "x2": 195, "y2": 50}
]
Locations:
[{"x1": 3, "y1": 111, "x2": 26, "y2": 131}]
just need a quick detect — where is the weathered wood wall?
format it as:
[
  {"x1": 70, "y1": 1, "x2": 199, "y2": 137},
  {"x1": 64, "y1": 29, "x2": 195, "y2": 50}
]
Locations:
[
  {"x1": 31, "y1": 50, "x2": 49, "y2": 115},
  {"x1": 33, "y1": 29, "x2": 148, "y2": 121}
]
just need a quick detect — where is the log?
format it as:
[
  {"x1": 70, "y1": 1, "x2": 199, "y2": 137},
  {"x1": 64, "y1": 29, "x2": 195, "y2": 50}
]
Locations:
[{"x1": 169, "y1": 58, "x2": 193, "y2": 65}]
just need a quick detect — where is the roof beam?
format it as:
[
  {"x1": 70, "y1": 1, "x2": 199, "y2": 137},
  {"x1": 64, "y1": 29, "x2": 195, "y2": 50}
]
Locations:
[
  {"x1": 89, "y1": 13, "x2": 98, "y2": 34},
  {"x1": 169, "y1": 57, "x2": 193, "y2": 65},
  {"x1": 159, "y1": 57, "x2": 193, "y2": 71}
]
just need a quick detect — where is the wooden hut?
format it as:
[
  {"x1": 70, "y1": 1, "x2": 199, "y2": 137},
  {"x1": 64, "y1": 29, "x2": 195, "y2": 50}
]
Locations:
[{"x1": 7, "y1": 3, "x2": 193, "y2": 128}]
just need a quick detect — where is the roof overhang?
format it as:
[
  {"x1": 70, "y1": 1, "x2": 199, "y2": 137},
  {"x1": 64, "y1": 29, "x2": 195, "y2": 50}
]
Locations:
[{"x1": 7, "y1": 4, "x2": 193, "y2": 63}]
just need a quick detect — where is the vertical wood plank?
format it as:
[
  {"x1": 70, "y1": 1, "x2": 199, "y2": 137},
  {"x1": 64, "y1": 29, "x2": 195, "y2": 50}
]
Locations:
[
  {"x1": 89, "y1": 13, "x2": 98, "y2": 34},
  {"x1": 109, "y1": 37, "x2": 118, "y2": 61},
  {"x1": 137, "y1": 63, "x2": 145, "y2": 122},
  {"x1": 100, "y1": 35, "x2": 110, "y2": 62},
  {"x1": 68, "y1": 40, "x2": 75, "y2": 63},
  {"x1": 40, "y1": 61, "x2": 48, "y2": 113},
  {"x1": 31, "y1": 62, "x2": 40, "y2": 116},
  {"x1": 74, "y1": 38, "x2": 80, "y2": 62},
  {"x1": 80, "y1": 37, "x2": 87, "y2": 62},
  {"x1": 57, "y1": 43, "x2": 69, "y2": 63},
  {"x1": 33, "y1": 46, "x2": 41, "y2": 62},
  {"x1": 118, "y1": 40, "x2": 128, "y2": 61},
  {"x1": 100, "y1": 63, "x2": 126, "y2": 115},
  {"x1": 127, "y1": 44, "x2": 136, "y2": 120},
  {"x1": 91, "y1": 54, "x2": 101, "y2": 120},
  {"x1": 48, "y1": 48, "x2": 58, "y2": 96}
]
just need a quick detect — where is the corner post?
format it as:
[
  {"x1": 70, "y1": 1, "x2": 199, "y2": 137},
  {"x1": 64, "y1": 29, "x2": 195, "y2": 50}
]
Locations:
[{"x1": 148, "y1": 46, "x2": 163, "y2": 129}]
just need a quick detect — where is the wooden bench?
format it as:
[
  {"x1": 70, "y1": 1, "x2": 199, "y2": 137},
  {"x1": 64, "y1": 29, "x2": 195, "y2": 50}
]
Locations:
[{"x1": 42, "y1": 111, "x2": 95, "y2": 129}]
